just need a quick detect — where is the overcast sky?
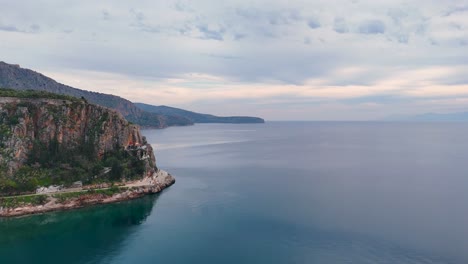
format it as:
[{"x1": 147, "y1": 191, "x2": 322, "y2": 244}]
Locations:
[{"x1": 1, "y1": 0, "x2": 467, "y2": 120}]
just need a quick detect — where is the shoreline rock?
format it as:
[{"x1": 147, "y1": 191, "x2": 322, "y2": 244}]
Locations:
[{"x1": 0, "y1": 170, "x2": 175, "y2": 218}]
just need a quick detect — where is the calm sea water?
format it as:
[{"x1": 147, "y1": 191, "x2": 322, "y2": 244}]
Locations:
[{"x1": 1, "y1": 122, "x2": 468, "y2": 264}]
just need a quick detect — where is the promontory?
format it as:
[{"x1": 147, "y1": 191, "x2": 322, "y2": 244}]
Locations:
[{"x1": 0, "y1": 88, "x2": 175, "y2": 217}]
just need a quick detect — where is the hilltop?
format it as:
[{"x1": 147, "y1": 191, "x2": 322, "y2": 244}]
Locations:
[
  {"x1": 0, "y1": 61, "x2": 265, "y2": 127},
  {"x1": 135, "y1": 103, "x2": 265, "y2": 124},
  {"x1": 0, "y1": 61, "x2": 192, "y2": 128}
]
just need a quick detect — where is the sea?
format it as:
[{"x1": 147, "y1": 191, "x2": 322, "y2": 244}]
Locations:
[{"x1": 1, "y1": 122, "x2": 468, "y2": 264}]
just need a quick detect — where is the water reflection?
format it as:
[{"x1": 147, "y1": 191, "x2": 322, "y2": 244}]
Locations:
[
  {"x1": 3, "y1": 122, "x2": 468, "y2": 263},
  {"x1": 0, "y1": 195, "x2": 158, "y2": 264}
]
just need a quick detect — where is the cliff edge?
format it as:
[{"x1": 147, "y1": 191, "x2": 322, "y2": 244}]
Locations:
[{"x1": 0, "y1": 89, "x2": 174, "y2": 216}]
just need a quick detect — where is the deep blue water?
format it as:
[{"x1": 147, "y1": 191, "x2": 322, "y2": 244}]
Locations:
[{"x1": 2, "y1": 122, "x2": 468, "y2": 263}]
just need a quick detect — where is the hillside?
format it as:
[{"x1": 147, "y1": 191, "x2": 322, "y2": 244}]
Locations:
[
  {"x1": 0, "y1": 61, "x2": 193, "y2": 128},
  {"x1": 0, "y1": 89, "x2": 158, "y2": 195},
  {"x1": 135, "y1": 103, "x2": 265, "y2": 124}
]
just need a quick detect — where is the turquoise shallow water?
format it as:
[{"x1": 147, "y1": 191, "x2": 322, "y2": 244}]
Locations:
[{"x1": 1, "y1": 122, "x2": 468, "y2": 263}]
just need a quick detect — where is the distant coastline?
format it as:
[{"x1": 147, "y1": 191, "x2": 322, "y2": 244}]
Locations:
[
  {"x1": 135, "y1": 103, "x2": 265, "y2": 124},
  {"x1": 0, "y1": 61, "x2": 264, "y2": 128}
]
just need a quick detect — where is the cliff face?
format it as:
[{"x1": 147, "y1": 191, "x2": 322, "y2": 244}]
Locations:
[{"x1": 0, "y1": 97, "x2": 156, "y2": 177}]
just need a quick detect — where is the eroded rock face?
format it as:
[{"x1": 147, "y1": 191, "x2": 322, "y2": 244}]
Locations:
[{"x1": 0, "y1": 97, "x2": 156, "y2": 176}]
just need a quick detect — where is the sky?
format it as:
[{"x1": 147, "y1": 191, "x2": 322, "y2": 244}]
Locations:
[{"x1": 0, "y1": 0, "x2": 467, "y2": 120}]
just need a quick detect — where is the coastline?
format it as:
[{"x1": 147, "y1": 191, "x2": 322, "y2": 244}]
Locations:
[{"x1": 0, "y1": 170, "x2": 175, "y2": 218}]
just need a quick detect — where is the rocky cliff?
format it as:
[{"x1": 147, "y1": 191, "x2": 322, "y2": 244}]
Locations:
[{"x1": 0, "y1": 89, "x2": 159, "y2": 195}]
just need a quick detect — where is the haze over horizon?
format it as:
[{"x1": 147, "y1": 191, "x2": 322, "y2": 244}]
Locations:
[{"x1": 1, "y1": 0, "x2": 467, "y2": 121}]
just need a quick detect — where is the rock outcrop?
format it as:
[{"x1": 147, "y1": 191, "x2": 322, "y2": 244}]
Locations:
[
  {"x1": 0, "y1": 91, "x2": 176, "y2": 217},
  {"x1": 0, "y1": 97, "x2": 155, "y2": 176}
]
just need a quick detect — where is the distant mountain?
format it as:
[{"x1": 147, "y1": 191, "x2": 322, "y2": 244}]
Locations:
[
  {"x1": 0, "y1": 61, "x2": 192, "y2": 128},
  {"x1": 385, "y1": 112, "x2": 468, "y2": 122},
  {"x1": 135, "y1": 103, "x2": 265, "y2": 124}
]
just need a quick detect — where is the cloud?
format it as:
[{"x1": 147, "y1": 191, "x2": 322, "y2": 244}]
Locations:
[
  {"x1": 0, "y1": 24, "x2": 20, "y2": 32},
  {"x1": 233, "y1": 32, "x2": 246, "y2": 40},
  {"x1": 196, "y1": 24, "x2": 224, "y2": 40},
  {"x1": 358, "y1": 20, "x2": 386, "y2": 34},
  {"x1": 29, "y1": 24, "x2": 40, "y2": 33},
  {"x1": 231, "y1": 7, "x2": 304, "y2": 39},
  {"x1": 333, "y1": 17, "x2": 349, "y2": 34},
  {"x1": 203, "y1": 53, "x2": 242, "y2": 60},
  {"x1": 396, "y1": 34, "x2": 409, "y2": 44},
  {"x1": 341, "y1": 95, "x2": 409, "y2": 105},
  {"x1": 0, "y1": 23, "x2": 39, "y2": 33},
  {"x1": 174, "y1": 1, "x2": 191, "y2": 12},
  {"x1": 40, "y1": 63, "x2": 468, "y2": 120},
  {"x1": 0, "y1": 0, "x2": 467, "y2": 120},
  {"x1": 130, "y1": 9, "x2": 145, "y2": 22},
  {"x1": 444, "y1": 6, "x2": 468, "y2": 16},
  {"x1": 102, "y1": 10, "x2": 110, "y2": 21},
  {"x1": 129, "y1": 9, "x2": 160, "y2": 33},
  {"x1": 387, "y1": 8, "x2": 408, "y2": 25},
  {"x1": 307, "y1": 18, "x2": 320, "y2": 29}
]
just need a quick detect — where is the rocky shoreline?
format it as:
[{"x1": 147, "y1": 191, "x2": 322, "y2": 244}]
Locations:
[{"x1": 0, "y1": 170, "x2": 175, "y2": 218}]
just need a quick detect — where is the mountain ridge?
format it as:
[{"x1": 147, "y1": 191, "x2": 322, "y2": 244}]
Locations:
[
  {"x1": 135, "y1": 103, "x2": 265, "y2": 124},
  {"x1": 0, "y1": 61, "x2": 192, "y2": 128},
  {"x1": 0, "y1": 61, "x2": 264, "y2": 127}
]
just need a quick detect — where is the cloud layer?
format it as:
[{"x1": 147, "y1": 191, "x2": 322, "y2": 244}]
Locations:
[{"x1": 1, "y1": 0, "x2": 467, "y2": 120}]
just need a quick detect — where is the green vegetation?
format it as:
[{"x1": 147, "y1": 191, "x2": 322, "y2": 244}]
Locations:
[
  {"x1": 0, "y1": 88, "x2": 149, "y2": 197},
  {"x1": 89, "y1": 185, "x2": 127, "y2": 196},
  {"x1": 135, "y1": 102, "x2": 265, "y2": 124},
  {"x1": 52, "y1": 186, "x2": 127, "y2": 203},
  {"x1": 0, "y1": 124, "x2": 10, "y2": 148},
  {"x1": 0, "y1": 185, "x2": 128, "y2": 207},
  {"x1": 0, "y1": 194, "x2": 48, "y2": 208},
  {"x1": 0, "y1": 145, "x2": 146, "y2": 196},
  {"x1": 1, "y1": 128, "x2": 146, "y2": 197},
  {"x1": 0, "y1": 168, "x2": 52, "y2": 195},
  {"x1": 0, "y1": 88, "x2": 82, "y2": 102},
  {"x1": 53, "y1": 191, "x2": 88, "y2": 203}
]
